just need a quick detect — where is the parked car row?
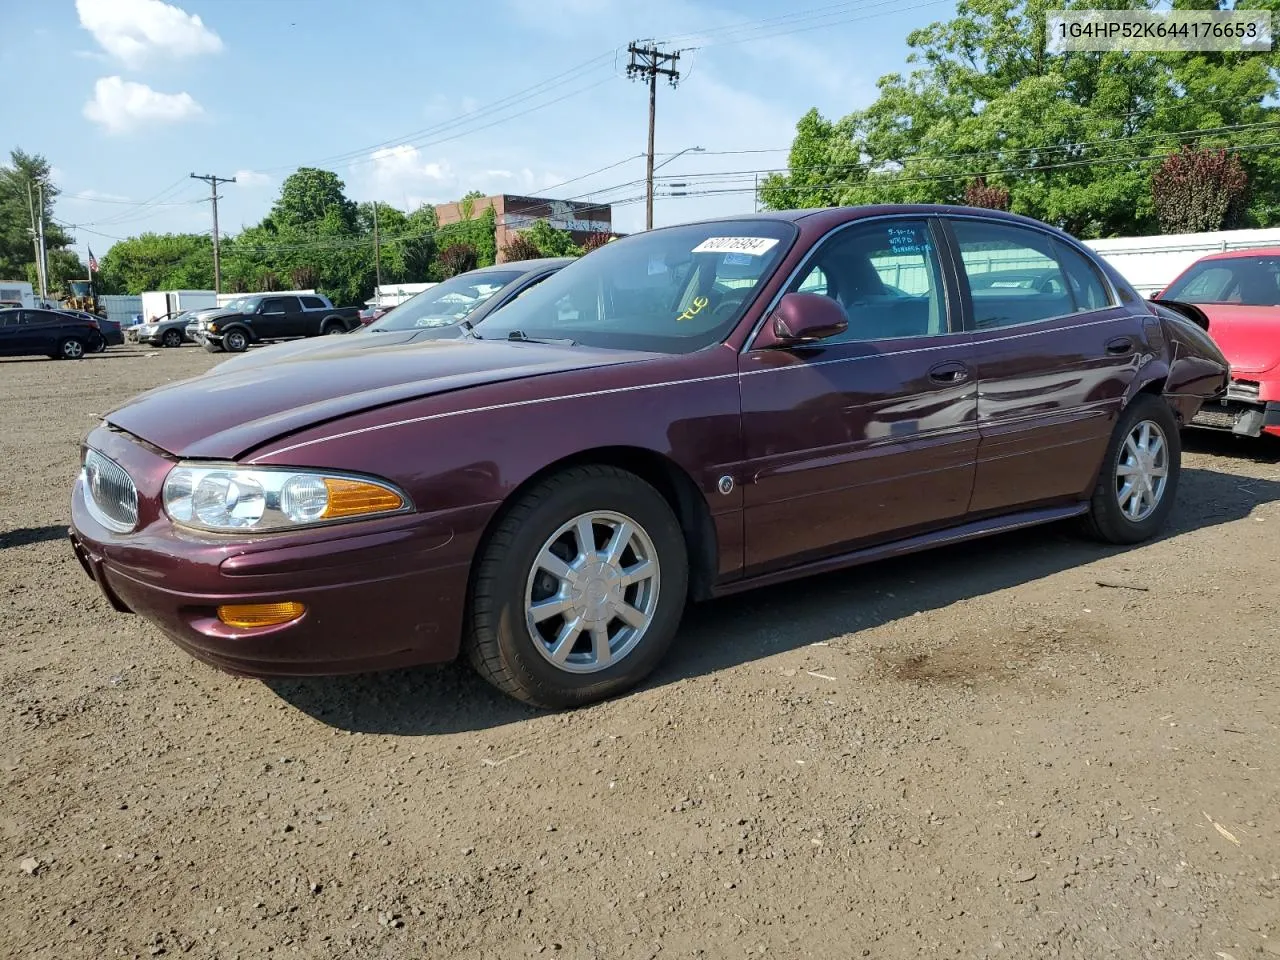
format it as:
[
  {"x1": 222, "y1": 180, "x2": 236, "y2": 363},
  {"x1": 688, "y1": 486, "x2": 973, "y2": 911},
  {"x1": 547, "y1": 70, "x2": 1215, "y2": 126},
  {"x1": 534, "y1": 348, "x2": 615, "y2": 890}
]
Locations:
[{"x1": 69, "y1": 205, "x2": 1235, "y2": 713}]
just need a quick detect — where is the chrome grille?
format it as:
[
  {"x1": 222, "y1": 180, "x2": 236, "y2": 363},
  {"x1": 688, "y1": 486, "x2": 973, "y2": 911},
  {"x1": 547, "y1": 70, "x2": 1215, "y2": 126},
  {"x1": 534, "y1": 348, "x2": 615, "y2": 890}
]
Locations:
[{"x1": 83, "y1": 449, "x2": 138, "y2": 533}]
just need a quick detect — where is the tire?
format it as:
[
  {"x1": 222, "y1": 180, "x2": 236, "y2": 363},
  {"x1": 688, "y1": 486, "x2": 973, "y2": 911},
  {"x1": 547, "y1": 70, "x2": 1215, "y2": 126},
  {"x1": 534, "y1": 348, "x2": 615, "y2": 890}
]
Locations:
[
  {"x1": 92, "y1": 339, "x2": 106, "y2": 353},
  {"x1": 466, "y1": 465, "x2": 689, "y2": 709},
  {"x1": 322, "y1": 321, "x2": 345, "y2": 335},
  {"x1": 224, "y1": 329, "x2": 249, "y2": 353},
  {"x1": 58, "y1": 338, "x2": 86, "y2": 360},
  {"x1": 1083, "y1": 393, "x2": 1181, "y2": 544},
  {"x1": 162, "y1": 328, "x2": 182, "y2": 348}
]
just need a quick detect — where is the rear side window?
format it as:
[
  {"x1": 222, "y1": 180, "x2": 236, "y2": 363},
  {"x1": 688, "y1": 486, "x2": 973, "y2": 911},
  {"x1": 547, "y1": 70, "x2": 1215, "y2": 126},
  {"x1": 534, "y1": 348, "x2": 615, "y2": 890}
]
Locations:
[
  {"x1": 300, "y1": 296, "x2": 325, "y2": 309},
  {"x1": 1053, "y1": 240, "x2": 1111, "y2": 311},
  {"x1": 952, "y1": 220, "x2": 1095, "y2": 329}
]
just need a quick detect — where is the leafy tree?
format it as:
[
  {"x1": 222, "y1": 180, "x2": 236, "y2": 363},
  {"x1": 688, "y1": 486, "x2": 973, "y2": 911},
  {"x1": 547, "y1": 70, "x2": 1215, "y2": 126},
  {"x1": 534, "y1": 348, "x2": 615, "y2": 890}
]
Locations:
[
  {"x1": 291, "y1": 264, "x2": 318, "y2": 289},
  {"x1": 438, "y1": 243, "x2": 478, "y2": 278},
  {"x1": 964, "y1": 177, "x2": 1011, "y2": 210},
  {"x1": 96, "y1": 232, "x2": 214, "y2": 294},
  {"x1": 36, "y1": 248, "x2": 90, "y2": 295},
  {"x1": 1152, "y1": 146, "x2": 1249, "y2": 234},
  {"x1": 436, "y1": 206, "x2": 496, "y2": 270},
  {"x1": 760, "y1": 0, "x2": 1280, "y2": 237},
  {"x1": 520, "y1": 219, "x2": 582, "y2": 257},
  {"x1": 501, "y1": 232, "x2": 542, "y2": 262},
  {"x1": 580, "y1": 232, "x2": 615, "y2": 253},
  {"x1": 269, "y1": 168, "x2": 358, "y2": 234},
  {"x1": 258, "y1": 270, "x2": 282, "y2": 291},
  {"x1": 0, "y1": 149, "x2": 74, "y2": 283}
]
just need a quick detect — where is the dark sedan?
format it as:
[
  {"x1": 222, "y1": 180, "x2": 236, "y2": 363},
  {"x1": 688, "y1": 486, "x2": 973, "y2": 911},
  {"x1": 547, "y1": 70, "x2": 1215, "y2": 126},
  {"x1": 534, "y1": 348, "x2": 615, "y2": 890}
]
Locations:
[
  {"x1": 68, "y1": 206, "x2": 1228, "y2": 708},
  {"x1": 1, "y1": 307, "x2": 104, "y2": 359},
  {"x1": 204, "y1": 259, "x2": 574, "y2": 374}
]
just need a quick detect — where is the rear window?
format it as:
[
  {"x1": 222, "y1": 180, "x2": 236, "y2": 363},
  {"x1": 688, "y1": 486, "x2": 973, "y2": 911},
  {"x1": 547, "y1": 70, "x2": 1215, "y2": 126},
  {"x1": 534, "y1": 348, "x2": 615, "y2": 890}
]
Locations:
[
  {"x1": 1164, "y1": 256, "x2": 1280, "y2": 306},
  {"x1": 300, "y1": 296, "x2": 326, "y2": 309}
]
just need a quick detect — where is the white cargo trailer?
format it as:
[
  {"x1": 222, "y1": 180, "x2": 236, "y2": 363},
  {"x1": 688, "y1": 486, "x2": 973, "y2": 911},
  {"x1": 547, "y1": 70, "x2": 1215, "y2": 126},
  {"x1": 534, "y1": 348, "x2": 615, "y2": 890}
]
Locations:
[{"x1": 140, "y1": 289, "x2": 218, "y2": 322}]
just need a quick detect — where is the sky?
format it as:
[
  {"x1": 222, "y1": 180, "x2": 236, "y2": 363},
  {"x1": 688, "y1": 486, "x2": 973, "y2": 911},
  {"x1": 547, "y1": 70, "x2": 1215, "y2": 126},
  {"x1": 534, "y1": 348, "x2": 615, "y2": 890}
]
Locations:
[{"x1": 4, "y1": 0, "x2": 953, "y2": 259}]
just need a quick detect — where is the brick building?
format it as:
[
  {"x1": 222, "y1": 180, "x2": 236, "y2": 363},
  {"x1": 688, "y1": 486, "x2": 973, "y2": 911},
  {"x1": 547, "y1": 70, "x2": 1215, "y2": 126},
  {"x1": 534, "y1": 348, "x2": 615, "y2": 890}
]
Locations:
[{"x1": 434, "y1": 194, "x2": 614, "y2": 262}]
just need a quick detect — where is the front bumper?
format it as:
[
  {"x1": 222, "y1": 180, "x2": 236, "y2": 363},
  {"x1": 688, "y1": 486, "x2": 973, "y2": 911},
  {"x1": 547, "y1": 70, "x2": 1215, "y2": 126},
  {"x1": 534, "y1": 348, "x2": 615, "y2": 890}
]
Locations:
[
  {"x1": 1189, "y1": 380, "x2": 1280, "y2": 438},
  {"x1": 68, "y1": 428, "x2": 490, "y2": 677}
]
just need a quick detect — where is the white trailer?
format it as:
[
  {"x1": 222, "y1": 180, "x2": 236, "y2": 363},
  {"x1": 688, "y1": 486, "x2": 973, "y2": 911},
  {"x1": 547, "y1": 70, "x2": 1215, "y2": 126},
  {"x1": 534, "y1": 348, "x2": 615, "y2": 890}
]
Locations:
[
  {"x1": 140, "y1": 289, "x2": 218, "y2": 322},
  {"x1": 0, "y1": 280, "x2": 35, "y2": 309}
]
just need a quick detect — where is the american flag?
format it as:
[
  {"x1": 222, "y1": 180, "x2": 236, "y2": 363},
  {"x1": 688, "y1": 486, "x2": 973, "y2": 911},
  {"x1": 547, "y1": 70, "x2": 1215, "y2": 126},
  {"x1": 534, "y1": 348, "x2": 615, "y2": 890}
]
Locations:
[{"x1": 88, "y1": 247, "x2": 99, "y2": 273}]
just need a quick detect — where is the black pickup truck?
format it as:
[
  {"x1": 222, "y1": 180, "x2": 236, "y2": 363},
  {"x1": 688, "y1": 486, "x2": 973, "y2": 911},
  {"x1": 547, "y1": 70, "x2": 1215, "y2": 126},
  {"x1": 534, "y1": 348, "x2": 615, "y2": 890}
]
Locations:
[{"x1": 196, "y1": 293, "x2": 362, "y2": 353}]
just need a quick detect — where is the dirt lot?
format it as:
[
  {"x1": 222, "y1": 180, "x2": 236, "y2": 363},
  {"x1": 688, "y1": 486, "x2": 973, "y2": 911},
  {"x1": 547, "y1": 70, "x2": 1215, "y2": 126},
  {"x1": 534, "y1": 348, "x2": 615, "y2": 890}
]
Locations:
[{"x1": 1, "y1": 344, "x2": 1278, "y2": 959}]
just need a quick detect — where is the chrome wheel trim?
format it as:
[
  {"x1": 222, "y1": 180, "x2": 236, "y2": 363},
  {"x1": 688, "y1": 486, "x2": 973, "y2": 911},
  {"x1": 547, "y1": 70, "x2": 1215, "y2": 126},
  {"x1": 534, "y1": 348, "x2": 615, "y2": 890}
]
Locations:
[
  {"x1": 62, "y1": 339, "x2": 84, "y2": 359},
  {"x1": 524, "y1": 510, "x2": 661, "y2": 675},
  {"x1": 1115, "y1": 419, "x2": 1169, "y2": 523},
  {"x1": 226, "y1": 331, "x2": 247, "y2": 351}
]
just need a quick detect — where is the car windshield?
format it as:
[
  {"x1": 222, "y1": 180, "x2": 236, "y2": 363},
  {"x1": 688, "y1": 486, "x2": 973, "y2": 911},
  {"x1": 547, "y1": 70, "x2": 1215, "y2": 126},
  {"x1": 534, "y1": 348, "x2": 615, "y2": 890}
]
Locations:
[
  {"x1": 367, "y1": 272, "x2": 525, "y2": 331},
  {"x1": 222, "y1": 298, "x2": 258, "y2": 313},
  {"x1": 1163, "y1": 256, "x2": 1280, "y2": 307},
  {"x1": 474, "y1": 220, "x2": 796, "y2": 353}
]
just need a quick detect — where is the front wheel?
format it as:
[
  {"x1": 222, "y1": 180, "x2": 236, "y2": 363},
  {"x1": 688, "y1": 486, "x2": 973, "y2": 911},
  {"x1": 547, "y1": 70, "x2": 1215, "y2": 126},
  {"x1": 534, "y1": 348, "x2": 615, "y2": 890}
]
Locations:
[
  {"x1": 466, "y1": 465, "x2": 689, "y2": 709},
  {"x1": 223, "y1": 329, "x2": 249, "y2": 353},
  {"x1": 162, "y1": 329, "x2": 182, "y2": 348},
  {"x1": 1083, "y1": 393, "x2": 1181, "y2": 544},
  {"x1": 57, "y1": 338, "x2": 86, "y2": 360}
]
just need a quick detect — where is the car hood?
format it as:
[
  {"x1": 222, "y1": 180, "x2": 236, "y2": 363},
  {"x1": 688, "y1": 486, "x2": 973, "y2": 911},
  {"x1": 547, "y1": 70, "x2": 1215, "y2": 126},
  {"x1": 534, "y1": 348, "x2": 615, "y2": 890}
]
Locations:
[
  {"x1": 104, "y1": 337, "x2": 652, "y2": 459},
  {"x1": 1193, "y1": 304, "x2": 1280, "y2": 375},
  {"x1": 206, "y1": 327, "x2": 461, "y2": 373}
]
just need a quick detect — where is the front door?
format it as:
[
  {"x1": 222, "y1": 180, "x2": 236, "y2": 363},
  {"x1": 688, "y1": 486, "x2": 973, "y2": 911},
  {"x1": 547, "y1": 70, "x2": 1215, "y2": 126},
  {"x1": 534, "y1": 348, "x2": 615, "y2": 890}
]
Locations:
[
  {"x1": 943, "y1": 217, "x2": 1147, "y2": 514},
  {"x1": 256, "y1": 296, "x2": 296, "y2": 339},
  {"x1": 738, "y1": 217, "x2": 979, "y2": 574}
]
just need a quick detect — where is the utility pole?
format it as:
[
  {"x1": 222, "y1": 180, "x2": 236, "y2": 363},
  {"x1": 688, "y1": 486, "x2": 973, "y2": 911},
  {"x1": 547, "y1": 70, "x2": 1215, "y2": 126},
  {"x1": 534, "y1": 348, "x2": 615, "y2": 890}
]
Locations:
[
  {"x1": 27, "y1": 182, "x2": 47, "y2": 301},
  {"x1": 372, "y1": 201, "x2": 382, "y2": 293},
  {"x1": 190, "y1": 172, "x2": 236, "y2": 293},
  {"x1": 626, "y1": 42, "x2": 681, "y2": 230}
]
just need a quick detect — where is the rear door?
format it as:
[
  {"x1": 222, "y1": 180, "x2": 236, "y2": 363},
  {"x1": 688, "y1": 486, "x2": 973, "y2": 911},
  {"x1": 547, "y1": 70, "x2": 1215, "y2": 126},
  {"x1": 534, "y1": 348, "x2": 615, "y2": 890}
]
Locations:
[
  {"x1": 738, "y1": 216, "x2": 980, "y2": 573},
  {"x1": 944, "y1": 217, "x2": 1146, "y2": 514}
]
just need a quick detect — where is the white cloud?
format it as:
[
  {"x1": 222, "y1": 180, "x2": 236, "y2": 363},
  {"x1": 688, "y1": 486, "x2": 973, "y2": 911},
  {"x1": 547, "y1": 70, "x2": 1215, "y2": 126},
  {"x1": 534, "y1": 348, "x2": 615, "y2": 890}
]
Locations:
[
  {"x1": 233, "y1": 169, "x2": 272, "y2": 187},
  {"x1": 76, "y1": 0, "x2": 222, "y2": 68},
  {"x1": 83, "y1": 76, "x2": 203, "y2": 134}
]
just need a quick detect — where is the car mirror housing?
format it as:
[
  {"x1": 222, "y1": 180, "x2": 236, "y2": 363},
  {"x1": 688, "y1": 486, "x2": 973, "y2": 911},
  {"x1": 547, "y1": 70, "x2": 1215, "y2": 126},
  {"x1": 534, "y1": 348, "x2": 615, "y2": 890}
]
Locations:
[{"x1": 755, "y1": 292, "x2": 849, "y2": 348}]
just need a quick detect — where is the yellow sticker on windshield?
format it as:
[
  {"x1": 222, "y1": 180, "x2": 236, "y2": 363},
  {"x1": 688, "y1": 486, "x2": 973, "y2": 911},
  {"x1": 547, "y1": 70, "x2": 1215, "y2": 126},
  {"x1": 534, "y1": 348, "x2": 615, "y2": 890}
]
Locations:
[{"x1": 676, "y1": 295, "x2": 709, "y2": 322}]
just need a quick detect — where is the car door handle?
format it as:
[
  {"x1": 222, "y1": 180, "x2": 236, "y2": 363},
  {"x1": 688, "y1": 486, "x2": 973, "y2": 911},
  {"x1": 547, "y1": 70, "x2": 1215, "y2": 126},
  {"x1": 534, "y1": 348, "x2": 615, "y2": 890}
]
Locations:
[
  {"x1": 928, "y1": 361, "x2": 969, "y2": 384},
  {"x1": 1106, "y1": 336, "x2": 1134, "y2": 354}
]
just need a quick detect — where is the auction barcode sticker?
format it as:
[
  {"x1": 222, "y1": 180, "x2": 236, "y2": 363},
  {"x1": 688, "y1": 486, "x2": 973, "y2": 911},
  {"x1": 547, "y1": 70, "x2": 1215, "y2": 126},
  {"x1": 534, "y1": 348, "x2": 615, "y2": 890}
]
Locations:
[
  {"x1": 1047, "y1": 10, "x2": 1272, "y2": 52},
  {"x1": 692, "y1": 237, "x2": 780, "y2": 256}
]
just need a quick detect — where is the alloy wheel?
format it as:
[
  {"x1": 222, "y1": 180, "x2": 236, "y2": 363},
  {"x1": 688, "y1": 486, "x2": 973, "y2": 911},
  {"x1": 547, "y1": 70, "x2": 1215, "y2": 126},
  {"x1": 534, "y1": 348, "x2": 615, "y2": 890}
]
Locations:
[
  {"x1": 524, "y1": 510, "x2": 661, "y2": 674},
  {"x1": 1115, "y1": 419, "x2": 1169, "y2": 523}
]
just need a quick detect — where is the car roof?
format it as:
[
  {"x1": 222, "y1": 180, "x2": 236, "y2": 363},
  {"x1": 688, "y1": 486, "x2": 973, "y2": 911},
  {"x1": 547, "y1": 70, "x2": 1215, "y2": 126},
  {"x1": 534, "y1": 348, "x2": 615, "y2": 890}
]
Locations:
[
  {"x1": 655, "y1": 203, "x2": 1081, "y2": 235},
  {"x1": 470, "y1": 257, "x2": 574, "y2": 276},
  {"x1": 1194, "y1": 246, "x2": 1280, "y2": 262}
]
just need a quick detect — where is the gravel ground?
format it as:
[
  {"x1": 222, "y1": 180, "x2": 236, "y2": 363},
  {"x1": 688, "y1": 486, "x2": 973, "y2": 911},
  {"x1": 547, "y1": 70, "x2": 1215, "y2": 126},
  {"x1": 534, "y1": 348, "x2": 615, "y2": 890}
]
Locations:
[{"x1": 1, "y1": 344, "x2": 1278, "y2": 960}]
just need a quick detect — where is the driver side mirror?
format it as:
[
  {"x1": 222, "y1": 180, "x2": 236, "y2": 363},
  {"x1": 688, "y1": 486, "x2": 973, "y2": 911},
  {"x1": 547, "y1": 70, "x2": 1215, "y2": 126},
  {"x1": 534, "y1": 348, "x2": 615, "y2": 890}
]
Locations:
[{"x1": 755, "y1": 292, "x2": 849, "y2": 348}]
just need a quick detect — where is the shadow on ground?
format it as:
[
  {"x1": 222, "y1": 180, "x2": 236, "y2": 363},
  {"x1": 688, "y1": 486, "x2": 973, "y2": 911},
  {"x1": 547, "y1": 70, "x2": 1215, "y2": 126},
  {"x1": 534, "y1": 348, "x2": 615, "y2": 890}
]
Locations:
[
  {"x1": 267, "y1": 463, "x2": 1280, "y2": 736},
  {"x1": 0, "y1": 525, "x2": 68, "y2": 550}
]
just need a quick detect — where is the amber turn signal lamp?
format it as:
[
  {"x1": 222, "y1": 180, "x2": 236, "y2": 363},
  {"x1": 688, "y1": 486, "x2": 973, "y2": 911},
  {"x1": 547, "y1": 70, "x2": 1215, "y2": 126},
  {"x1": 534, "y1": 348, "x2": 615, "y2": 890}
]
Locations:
[
  {"x1": 321, "y1": 478, "x2": 405, "y2": 519},
  {"x1": 217, "y1": 601, "x2": 306, "y2": 629}
]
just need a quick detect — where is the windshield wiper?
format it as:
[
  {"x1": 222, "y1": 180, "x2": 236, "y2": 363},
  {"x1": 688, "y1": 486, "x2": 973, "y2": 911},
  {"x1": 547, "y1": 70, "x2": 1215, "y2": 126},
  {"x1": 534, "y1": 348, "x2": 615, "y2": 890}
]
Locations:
[{"x1": 506, "y1": 329, "x2": 576, "y2": 346}]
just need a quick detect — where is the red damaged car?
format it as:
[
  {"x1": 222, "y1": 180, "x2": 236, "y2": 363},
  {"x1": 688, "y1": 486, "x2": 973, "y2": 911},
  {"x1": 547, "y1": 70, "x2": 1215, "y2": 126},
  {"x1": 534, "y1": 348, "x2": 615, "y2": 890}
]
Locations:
[
  {"x1": 69, "y1": 206, "x2": 1228, "y2": 708},
  {"x1": 1154, "y1": 248, "x2": 1280, "y2": 439}
]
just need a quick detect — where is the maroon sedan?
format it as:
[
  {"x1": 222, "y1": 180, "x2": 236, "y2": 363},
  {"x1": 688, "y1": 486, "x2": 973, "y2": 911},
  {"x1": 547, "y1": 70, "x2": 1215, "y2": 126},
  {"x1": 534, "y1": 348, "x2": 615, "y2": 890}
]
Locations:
[{"x1": 69, "y1": 206, "x2": 1228, "y2": 708}]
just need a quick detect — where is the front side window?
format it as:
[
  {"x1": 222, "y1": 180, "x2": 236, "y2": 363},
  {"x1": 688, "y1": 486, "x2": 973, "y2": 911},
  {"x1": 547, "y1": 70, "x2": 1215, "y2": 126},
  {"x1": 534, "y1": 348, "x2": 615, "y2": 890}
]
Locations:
[
  {"x1": 473, "y1": 220, "x2": 796, "y2": 353},
  {"x1": 952, "y1": 220, "x2": 1106, "y2": 328},
  {"x1": 789, "y1": 218, "x2": 949, "y2": 341},
  {"x1": 1163, "y1": 257, "x2": 1280, "y2": 306}
]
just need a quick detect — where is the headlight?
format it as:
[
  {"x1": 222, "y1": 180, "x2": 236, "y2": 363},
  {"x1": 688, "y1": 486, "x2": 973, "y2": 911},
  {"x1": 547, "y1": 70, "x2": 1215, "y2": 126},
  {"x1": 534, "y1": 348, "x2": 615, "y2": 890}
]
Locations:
[
  {"x1": 207, "y1": 323, "x2": 218, "y2": 332},
  {"x1": 162, "y1": 464, "x2": 411, "y2": 533}
]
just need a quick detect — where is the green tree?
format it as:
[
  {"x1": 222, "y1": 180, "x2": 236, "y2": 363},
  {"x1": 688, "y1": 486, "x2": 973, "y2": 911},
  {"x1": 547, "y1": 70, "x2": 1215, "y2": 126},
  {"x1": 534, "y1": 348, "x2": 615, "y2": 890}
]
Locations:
[
  {"x1": 760, "y1": 0, "x2": 1280, "y2": 237},
  {"x1": 519, "y1": 219, "x2": 583, "y2": 257},
  {"x1": 435, "y1": 206, "x2": 496, "y2": 272},
  {"x1": 438, "y1": 243, "x2": 478, "y2": 277},
  {"x1": 0, "y1": 149, "x2": 74, "y2": 282},
  {"x1": 269, "y1": 167, "x2": 358, "y2": 234},
  {"x1": 96, "y1": 233, "x2": 214, "y2": 294}
]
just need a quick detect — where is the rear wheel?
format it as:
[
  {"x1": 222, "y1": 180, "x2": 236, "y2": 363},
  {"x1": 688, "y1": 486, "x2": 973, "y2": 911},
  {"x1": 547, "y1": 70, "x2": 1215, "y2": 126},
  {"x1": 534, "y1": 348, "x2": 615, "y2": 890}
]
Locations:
[
  {"x1": 161, "y1": 328, "x2": 182, "y2": 348},
  {"x1": 57, "y1": 338, "x2": 86, "y2": 360},
  {"x1": 1083, "y1": 393, "x2": 1181, "y2": 544},
  {"x1": 466, "y1": 465, "x2": 689, "y2": 709},
  {"x1": 224, "y1": 329, "x2": 248, "y2": 353},
  {"x1": 322, "y1": 321, "x2": 345, "y2": 335}
]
